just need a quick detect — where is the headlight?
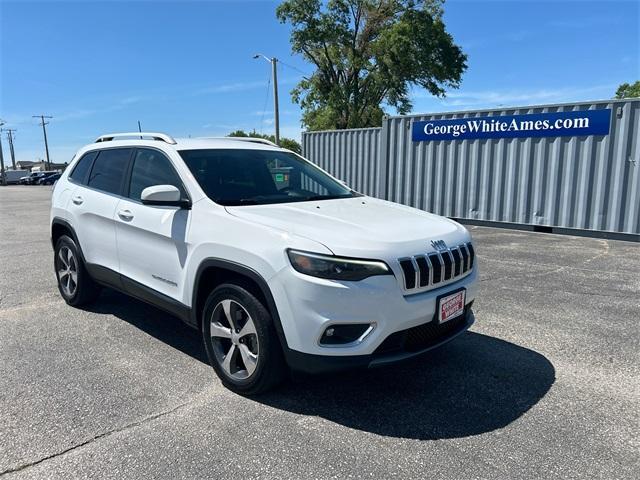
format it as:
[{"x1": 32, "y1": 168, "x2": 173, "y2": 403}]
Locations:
[{"x1": 287, "y1": 249, "x2": 391, "y2": 281}]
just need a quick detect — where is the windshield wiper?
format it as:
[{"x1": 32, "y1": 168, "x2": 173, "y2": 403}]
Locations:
[
  {"x1": 221, "y1": 198, "x2": 261, "y2": 206},
  {"x1": 224, "y1": 193, "x2": 357, "y2": 206},
  {"x1": 303, "y1": 194, "x2": 355, "y2": 202}
]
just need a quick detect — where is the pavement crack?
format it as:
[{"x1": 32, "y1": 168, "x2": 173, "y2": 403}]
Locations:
[{"x1": 0, "y1": 400, "x2": 192, "y2": 476}]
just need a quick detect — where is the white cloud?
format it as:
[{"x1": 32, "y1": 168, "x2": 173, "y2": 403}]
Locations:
[
  {"x1": 412, "y1": 84, "x2": 618, "y2": 111},
  {"x1": 11, "y1": 144, "x2": 80, "y2": 165},
  {"x1": 279, "y1": 125, "x2": 302, "y2": 141},
  {"x1": 197, "y1": 122, "x2": 302, "y2": 141},
  {"x1": 458, "y1": 30, "x2": 532, "y2": 50},
  {"x1": 546, "y1": 16, "x2": 623, "y2": 29},
  {"x1": 5, "y1": 76, "x2": 299, "y2": 128},
  {"x1": 193, "y1": 77, "x2": 298, "y2": 96},
  {"x1": 195, "y1": 80, "x2": 268, "y2": 95},
  {"x1": 251, "y1": 109, "x2": 295, "y2": 117},
  {"x1": 5, "y1": 96, "x2": 148, "y2": 126}
]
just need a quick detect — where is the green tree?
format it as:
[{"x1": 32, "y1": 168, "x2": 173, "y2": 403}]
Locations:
[
  {"x1": 227, "y1": 130, "x2": 302, "y2": 154},
  {"x1": 615, "y1": 81, "x2": 640, "y2": 99},
  {"x1": 276, "y1": 0, "x2": 467, "y2": 130}
]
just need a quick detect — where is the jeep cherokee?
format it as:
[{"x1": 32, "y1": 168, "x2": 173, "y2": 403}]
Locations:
[{"x1": 50, "y1": 132, "x2": 478, "y2": 394}]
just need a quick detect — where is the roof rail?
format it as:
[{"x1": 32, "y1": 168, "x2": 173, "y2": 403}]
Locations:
[
  {"x1": 94, "y1": 132, "x2": 177, "y2": 144},
  {"x1": 200, "y1": 137, "x2": 279, "y2": 148}
]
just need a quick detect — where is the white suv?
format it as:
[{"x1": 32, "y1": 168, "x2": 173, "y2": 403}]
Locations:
[{"x1": 50, "y1": 132, "x2": 478, "y2": 394}]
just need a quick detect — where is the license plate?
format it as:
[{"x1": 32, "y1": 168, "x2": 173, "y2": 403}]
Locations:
[{"x1": 438, "y1": 290, "x2": 466, "y2": 324}]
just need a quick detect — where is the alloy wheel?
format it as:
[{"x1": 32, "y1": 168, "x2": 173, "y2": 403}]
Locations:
[
  {"x1": 57, "y1": 246, "x2": 78, "y2": 297},
  {"x1": 210, "y1": 299, "x2": 259, "y2": 380}
]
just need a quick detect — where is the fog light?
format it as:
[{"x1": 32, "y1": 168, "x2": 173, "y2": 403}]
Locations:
[{"x1": 319, "y1": 324, "x2": 373, "y2": 346}]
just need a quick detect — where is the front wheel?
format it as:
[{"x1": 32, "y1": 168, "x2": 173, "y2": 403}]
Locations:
[{"x1": 202, "y1": 283, "x2": 287, "y2": 395}]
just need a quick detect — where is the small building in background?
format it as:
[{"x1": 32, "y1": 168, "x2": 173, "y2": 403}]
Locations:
[{"x1": 16, "y1": 160, "x2": 68, "y2": 172}]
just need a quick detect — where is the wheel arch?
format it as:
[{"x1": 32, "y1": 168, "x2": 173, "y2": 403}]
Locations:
[
  {"x1": 192, "y1": 259, "x2": 288, "y2": 350},
  {"x1": 51, "y1": 218, "x2": 87, "y2": 263}
]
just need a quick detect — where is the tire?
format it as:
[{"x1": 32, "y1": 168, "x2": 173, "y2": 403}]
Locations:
[
  {"x1": 202, "y1": 283, "x2": 287, "y2": 395},
  {"x1": 54, "y1": 235, "x2": 100, "y2": 306}
]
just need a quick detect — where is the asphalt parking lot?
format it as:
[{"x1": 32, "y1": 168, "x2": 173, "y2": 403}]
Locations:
[{"x1": 0, "y1": 185, "x2": 638, "y2": 479}]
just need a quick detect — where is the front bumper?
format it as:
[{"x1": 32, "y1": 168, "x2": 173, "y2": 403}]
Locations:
[
  {"x1": 268, "y1": 263, "x2": 478, "y2": 357},
  {"x1": 284, "y1": 308, "x2": 475, "y2": 374}
]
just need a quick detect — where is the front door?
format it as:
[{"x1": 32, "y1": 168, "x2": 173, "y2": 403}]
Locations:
[{"x1": 115, "y1": 148, "x2": 191, "y2": 301}]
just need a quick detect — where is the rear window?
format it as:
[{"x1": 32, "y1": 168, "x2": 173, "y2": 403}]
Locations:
[
  {"x1": 69, "y1": 151, "x2": 98, "y2": 184},
  {"x1": 87, "y1": 148, "x2": 132, "y2": 195}
]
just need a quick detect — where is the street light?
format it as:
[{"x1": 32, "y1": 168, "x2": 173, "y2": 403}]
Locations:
[{"x1": 253, "y1": 53, "x2": 280, "y2": 146}]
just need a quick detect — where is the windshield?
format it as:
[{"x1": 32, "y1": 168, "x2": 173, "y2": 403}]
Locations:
[{"x1": 178, "y1": 149, "x2": 357, "y2": 206}]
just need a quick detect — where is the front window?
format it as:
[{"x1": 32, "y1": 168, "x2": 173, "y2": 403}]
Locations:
[
  {"x1": 128, "y1": 148, "x2": 187, "y2": 201},
  {"x1": 178, "y1": 149, "x2": 356, "y2": 206}
]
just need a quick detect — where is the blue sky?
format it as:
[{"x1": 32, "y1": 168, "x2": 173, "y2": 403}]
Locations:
[{"x1": 1, "y1": 0, "x2": 638, "y2": 164}]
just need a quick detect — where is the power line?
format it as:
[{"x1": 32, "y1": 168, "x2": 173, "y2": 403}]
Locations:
[
  {"x1": 259, "y1": 69, "x2": 272, "y2": 135},
  {"x1": 32, "y1": 115, "x2": 53, "y2": 170},
  {"x1": 277, "y1": 59, "x2": 310, "y2": 78}
]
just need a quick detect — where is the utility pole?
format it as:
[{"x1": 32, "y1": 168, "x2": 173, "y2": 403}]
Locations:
[
  {"x1": 5, "y1": 129, "x2": 17, "y2": 170},
  {"x1": 271, "y1": 58, "x2": 280, "y2": 147},
  {"x1": 0, "y1": 120, "x2": 6, "y2": 185},
  {"x1": 33, "y1": 115, "x2": 53, "y2": 170},
  {"x1": 253, "y1": 54, "x2": 280, "y2": 146}
]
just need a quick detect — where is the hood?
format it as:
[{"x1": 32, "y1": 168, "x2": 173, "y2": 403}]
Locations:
[{"x1": 225, "y1": 196, "x2": 468, "y2": 258}]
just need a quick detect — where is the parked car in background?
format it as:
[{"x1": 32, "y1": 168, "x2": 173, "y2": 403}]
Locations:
[
  {"x1": 20, "y1": 172, "x2": 46, "y2": 185},
  {"x1": 20, "y1": 171, "x2": 57, "y2": 185},
  {"x1": 2, "y1": 169, "x2": 30, "y2": 184},
  {"x1": 39, "y1": 173, "x2": 62, "y2": 185}
]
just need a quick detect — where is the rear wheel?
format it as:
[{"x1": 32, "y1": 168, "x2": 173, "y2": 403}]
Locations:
[
  {"x1": 54, "y1": 235, "x2": 100, "y2": 306},
  {"x1": 202, "y1": 283, "x2": 287, "y2": 395}
]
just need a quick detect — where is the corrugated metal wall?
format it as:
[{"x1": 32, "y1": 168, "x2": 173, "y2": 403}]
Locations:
[
  {"x1": 302, "y1": 99, "x2": 640, "y2": 236},
  {"x1": 302, "y1": 127, "x2": 381, "y2": 197}
]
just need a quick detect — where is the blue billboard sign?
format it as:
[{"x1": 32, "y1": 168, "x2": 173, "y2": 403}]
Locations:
[{"x1": 412, "y1": 109, "x2": 611, "y2": 142}]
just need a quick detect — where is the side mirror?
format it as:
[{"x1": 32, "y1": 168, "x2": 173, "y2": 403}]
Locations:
[{"x1": 141, "y1": 185, "x2": 191, "y2": 209}]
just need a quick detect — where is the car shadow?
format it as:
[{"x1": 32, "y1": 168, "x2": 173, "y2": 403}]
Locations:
[
  {"x1": 255, "y1": 331, "x2": 555, "y2": 440},
  {"x1": 84, "y1": 288, "x2": 209, "y2": 364},
  {"x1": 85, "y1": 289, "x2": 555, "y2": 441}
]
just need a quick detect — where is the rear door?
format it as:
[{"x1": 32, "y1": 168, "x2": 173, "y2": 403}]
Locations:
[
  {"x1": 68, "y1": 148, "x2": 132, "y2": 277},
  {"x1": 114, "y1": 148, "x2": 191, "y2": 301}
]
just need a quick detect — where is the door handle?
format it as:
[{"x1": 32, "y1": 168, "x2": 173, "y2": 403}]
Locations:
[
  {"x1": 72, "y1": 195, "x2": 83, "y2": 205},
  {"x1": 117, "y1": 209, "x2": 134, "y2": 221}
]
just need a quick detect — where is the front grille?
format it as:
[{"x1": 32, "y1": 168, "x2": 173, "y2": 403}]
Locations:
[
  {"x1": 398, "y1": 242, "x2": 475, "y2": 292},
  {"x1": 375, "y1": 310, "x2": 469, "y2": 355},
  {"x1": 404, "y1": 314, "x2": 466, "y2": 351},
  {"x1": 399, "y1": 260, "x2": 416, "y2": 289},
  {"x1": 428, "y1": 253, "x2": 442, "y2": 283}
]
